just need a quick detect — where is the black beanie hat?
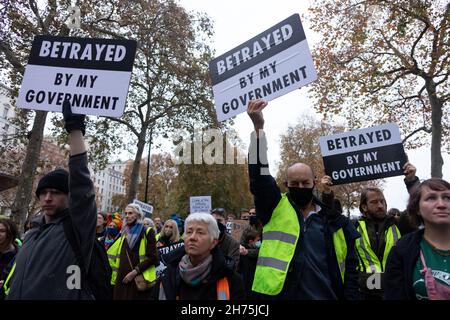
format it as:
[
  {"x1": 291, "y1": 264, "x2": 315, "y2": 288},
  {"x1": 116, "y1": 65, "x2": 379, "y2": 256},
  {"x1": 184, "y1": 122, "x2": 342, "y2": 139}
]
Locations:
[{"x1": 35, "y1": 169, "x2": 69, "y2": 197}]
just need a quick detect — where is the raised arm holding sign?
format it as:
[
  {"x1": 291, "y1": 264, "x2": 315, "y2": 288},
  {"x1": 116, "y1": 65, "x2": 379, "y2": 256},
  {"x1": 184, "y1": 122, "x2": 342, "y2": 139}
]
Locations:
[
  {"x1": 210, "y1": 14, "x2": 317, "y2": 122},
  {"x1": 246, "y1": 99, "x2": 360, "y2": 300}
]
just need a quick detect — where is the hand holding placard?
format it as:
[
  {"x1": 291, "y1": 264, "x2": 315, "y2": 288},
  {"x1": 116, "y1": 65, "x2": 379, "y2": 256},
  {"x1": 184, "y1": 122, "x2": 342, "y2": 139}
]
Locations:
[
  {"x1": 403, "y1": 162, "x2": 417, "y2": 182},
  {"x1": 247, "y1": 99, "x2": 268, "y2": 136},
  {"x1": 62, "y1": 99, "x2": 86, "y2": 135},
  {"x1": 320, "y1": 175, "x2": 333, "y2": 194}
]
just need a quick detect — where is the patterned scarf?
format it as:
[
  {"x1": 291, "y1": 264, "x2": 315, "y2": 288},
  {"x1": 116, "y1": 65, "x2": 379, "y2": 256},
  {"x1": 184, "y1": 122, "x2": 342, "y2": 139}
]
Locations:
[
  {"x1": 122, "y1": 222, "x2": 144, "y2": 250},
  {"x1": 179, "y1": 254, "x2": 213, "y2": 286}
]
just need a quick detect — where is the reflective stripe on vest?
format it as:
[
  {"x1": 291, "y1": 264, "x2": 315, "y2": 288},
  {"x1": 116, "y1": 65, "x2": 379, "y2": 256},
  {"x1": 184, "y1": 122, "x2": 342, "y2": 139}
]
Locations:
[
  {"x1": 3, "y1": 261, "x2": 16, "y2": 296},
  {"x1": 356, "y1": 221, "x2": 401, "y2": 273},
  {"x1": 332, "y1": 228, "x2": 347, "y2": 283},
  {"x1": 107, "y1": 227, "x2": 156, "y2": 285},
  {"x1": 217, "y1": 277, "x2": 230, "y2": 300},
  {"x1": 252, "y1": 194, "x2": 300, "y2": 295}
]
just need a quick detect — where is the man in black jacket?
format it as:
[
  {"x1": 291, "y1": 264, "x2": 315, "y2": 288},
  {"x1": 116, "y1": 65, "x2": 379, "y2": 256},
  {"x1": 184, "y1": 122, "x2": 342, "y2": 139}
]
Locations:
[
  {"x1": 5, "y1": 100, "x2": 96, "y2": 299},
  {"x1": 247, "y1": 99, "x2": 360, "y2": 300}
]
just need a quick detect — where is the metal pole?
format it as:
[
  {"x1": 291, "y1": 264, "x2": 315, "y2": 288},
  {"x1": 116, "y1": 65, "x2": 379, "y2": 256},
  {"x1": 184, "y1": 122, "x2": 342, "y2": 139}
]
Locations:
[{"x1": 144, "y1": 127, "x2": 153, "y2": 203}]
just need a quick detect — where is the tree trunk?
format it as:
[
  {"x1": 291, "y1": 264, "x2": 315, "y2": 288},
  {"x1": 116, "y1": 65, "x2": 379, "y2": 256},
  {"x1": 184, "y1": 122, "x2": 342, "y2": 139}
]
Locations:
[
  {"x1": 425, "y1": 79, "x2": 444, "y2": 178},
  {"x1": 11, "y1": 110, "x2": 48, "y2": 234},
  {"x1": 126, "y1": 132, "x2": 147, "y2": 204}
]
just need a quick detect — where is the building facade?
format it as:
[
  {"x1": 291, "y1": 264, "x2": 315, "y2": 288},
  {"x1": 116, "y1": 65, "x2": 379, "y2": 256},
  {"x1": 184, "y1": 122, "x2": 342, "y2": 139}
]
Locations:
[
  {"x1": 0, "y1": 83, "x2": 18, "y2": 146},
  {"x1": 93, "y1": 161, "x2": 129, "y2": 213}
]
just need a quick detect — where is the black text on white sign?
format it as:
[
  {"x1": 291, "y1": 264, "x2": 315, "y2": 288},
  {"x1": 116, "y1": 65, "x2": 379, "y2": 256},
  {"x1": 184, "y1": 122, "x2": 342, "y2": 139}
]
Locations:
[
  {"x1": 209, "y1": 14, "x2": 317, "y2": 122},
  {"x1": 319, "y1": 123, "x2": 408, "y2": 185},
  {"x1": 17, "y1": 35, "x2": 137, "y2": 118}
]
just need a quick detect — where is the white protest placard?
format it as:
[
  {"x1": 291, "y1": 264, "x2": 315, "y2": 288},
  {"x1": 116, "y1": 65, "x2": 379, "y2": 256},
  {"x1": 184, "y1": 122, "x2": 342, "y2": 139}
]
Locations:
[
  {"x1": 319, "y1": 123, "x2": 408, "y2": 185},
  {"x1": 17, "y1": 35, "x2": 137, "y2": 118},
  {"x1": 209, "y1": 14, "x2": 317, "y2": 122},
  {"x1": 189, "y1": 196, "x2": 212, "y2": 214},
  {"x1": 132, "y1": 199, "x2": 154, "y2": 217}
]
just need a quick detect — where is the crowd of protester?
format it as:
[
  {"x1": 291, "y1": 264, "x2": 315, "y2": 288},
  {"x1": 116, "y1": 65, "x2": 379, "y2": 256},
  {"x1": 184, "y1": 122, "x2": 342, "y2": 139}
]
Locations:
[{"x1": 0, "y1": 99, "x2": 448, "y2": 300}]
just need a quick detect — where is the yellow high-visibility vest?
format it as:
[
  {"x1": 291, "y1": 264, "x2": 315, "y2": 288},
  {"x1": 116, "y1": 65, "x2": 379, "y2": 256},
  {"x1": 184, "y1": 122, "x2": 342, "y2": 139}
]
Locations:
[
  {"x1": 252, "y1": 194, "x2": 348, "y2": 295},
  {"x1": 355, "y1": 220, "x2": 400, "y2": 273},
  {"x1": 3, "y1": 261, "x2": 16, "y2": 296},
  {"x1": 107, "y1": 227, "x2": 156, "y2": 285}
]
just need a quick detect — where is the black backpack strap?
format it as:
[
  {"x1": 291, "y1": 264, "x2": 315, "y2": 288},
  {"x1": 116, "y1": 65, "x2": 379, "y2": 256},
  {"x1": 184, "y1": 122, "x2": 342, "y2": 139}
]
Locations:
[{"x1": 62, "y1": 215, "x2": 88, "y2": 290}]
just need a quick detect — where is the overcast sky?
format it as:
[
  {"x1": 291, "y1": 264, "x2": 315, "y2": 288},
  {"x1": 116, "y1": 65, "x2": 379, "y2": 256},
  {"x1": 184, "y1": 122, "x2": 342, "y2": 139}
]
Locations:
[{"x1": 175, "y1": 0, "x2": 450, "y2": 214}]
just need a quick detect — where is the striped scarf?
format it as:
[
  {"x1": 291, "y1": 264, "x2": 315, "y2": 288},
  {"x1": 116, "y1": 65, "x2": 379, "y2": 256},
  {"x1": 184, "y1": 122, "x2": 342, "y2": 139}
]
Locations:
[
  {"x1": 179, "y1": 254, "x2": 213, "y2": 286},
  {"x1": 122, "y1": 222, "x2": 144, "y2": 250}
]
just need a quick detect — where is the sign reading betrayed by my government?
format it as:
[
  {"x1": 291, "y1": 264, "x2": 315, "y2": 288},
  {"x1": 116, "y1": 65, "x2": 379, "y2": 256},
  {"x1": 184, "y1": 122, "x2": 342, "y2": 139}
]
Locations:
[
  {"x1": 319, "y1": 124, "x2": 408, "y2": 185},
  {"x1": 17, "y1": 35, "x2": 137, "y2": 118},
  {"x1": 209, "y1": 14, "x2": 317, "y2": 122}
]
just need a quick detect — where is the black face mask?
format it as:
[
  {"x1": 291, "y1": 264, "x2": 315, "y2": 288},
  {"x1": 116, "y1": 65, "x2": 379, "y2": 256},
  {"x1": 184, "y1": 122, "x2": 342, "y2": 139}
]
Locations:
[{"x1": 288, "y1": 187, "x2": 314, "y2": 208}]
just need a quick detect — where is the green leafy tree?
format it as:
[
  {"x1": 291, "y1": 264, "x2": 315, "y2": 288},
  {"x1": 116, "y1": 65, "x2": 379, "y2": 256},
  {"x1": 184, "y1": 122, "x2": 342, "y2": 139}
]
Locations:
[{"x1": 171, "y1": 129, "x2": 253, "y2": 218}]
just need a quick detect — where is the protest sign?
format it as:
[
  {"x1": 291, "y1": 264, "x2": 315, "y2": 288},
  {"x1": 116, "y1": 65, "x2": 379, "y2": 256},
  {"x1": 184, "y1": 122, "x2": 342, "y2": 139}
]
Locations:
[
  {"x1": 227, "y1": 219, "x2": 249, "y2": 242},
  {"x1": 319, "y1": 123, "x2": 407, "y2": 185},
  {"x1": 209, "y1": 14, "x2": 317, "y2": 122},
  {"x1": 189, "y1": 196, "x2": 212, "y2": 214},
  {"x1": 155, "y1": 241, "x2": 185, "y2": 278},
  {"x1": 132, "y1": 199, "x2": 153, "y2": 217},
  {"x1": 17, "y1": 35, "x2": 136, "y2": 118}
]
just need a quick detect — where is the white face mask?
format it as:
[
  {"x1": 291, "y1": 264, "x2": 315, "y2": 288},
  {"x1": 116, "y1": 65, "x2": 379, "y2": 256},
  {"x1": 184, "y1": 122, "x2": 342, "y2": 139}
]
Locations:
[{"x1": 255, "y1": 240, "x2": 261, "y2": 248}]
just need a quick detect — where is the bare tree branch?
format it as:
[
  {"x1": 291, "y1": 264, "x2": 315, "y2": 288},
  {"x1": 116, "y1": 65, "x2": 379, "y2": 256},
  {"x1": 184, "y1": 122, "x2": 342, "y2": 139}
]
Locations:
[
  {"x1": 0, "y1": 40, "x2": 24, "y2": 72},
  {"x1": 106, "y1": 116, "x2": 139, "y2": 137},
  {"x1": 28, "y1": 0, "x2": 47, "y2": 33},
  {"x1": 410, "y1": 24, "x2": 430, "y2": 69},
  {"x1": 402, "y1": 126, "x2": 432, "y2": 143},
  {"x1": 42, "y1": 0, "x2": 57, "y2": 31}
]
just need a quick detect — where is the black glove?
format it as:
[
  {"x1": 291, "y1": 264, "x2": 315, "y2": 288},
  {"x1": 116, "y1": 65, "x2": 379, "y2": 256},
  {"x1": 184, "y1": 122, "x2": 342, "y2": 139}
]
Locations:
[{"x1": 62, "y1": 99, "x2": 86, "y2": 135}]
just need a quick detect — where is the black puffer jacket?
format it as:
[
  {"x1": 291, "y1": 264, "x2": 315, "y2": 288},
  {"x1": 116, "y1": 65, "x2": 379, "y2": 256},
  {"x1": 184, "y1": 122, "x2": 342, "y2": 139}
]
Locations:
[{"x1": 152, "y1": 246, "x2": 245, "y2": 300}]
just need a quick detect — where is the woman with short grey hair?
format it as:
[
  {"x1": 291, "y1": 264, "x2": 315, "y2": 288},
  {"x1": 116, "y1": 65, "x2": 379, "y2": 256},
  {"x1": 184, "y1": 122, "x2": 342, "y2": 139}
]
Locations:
[
  {"x1": 152, "y1": 212, "x2": 245, "y2": 300},
  {"x1": 184, "y1": 212, "x2": 220, "y2": 241},
  {"x1": 108, "y1": 203, "x2": 158, "y2": 300}
]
